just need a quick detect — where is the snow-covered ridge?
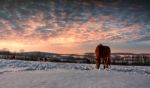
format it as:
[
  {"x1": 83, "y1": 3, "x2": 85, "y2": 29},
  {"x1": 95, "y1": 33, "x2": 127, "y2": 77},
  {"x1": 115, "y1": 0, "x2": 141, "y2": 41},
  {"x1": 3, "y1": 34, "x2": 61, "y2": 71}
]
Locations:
[
  {"x1": 0, "y1": 59, "x2": 94, "y2": 71},
  {"x1": 0, "y1": 59, "x2": 150, "y2": 76}
]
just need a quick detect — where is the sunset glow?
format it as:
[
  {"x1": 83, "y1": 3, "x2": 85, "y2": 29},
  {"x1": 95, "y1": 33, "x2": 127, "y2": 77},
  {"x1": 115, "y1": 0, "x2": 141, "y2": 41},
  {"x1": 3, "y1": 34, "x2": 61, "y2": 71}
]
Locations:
[{"x1": 0, "y1": 0, "x2": 150, "y2": 54}]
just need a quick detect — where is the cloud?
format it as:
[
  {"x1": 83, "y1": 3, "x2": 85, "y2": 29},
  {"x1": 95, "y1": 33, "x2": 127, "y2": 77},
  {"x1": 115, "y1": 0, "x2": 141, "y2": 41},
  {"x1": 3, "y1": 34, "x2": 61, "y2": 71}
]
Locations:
[
  {"x1": 0, "y1": 0, "x2": 149, "y2": 53},
  {"x1": 0, "y1": 8, "x2": 145, "y2": 44},
  {"x1": 132, "y1": 36, "x2": 150, "y2": 42}
]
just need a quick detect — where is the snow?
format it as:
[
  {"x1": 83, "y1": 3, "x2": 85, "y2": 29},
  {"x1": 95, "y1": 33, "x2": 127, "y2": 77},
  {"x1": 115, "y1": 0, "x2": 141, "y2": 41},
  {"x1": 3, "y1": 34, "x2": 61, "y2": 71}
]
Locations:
[
  {"x1": 0, "y1": 59, "x2": 150, "y2": 88},
  {"x1": 0, "y1": 59, "x2": 150, "y2": 75},
  {"x1": 0, "y1": 59, "x2": 94, "y2": 71}
]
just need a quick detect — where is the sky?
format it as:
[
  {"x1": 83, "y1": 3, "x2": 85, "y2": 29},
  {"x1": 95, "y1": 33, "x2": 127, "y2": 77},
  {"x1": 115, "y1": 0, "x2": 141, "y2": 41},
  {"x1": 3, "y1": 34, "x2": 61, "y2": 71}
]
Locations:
[{"x1": 0, "y1": 0, "x2": 150, "y2": 54}]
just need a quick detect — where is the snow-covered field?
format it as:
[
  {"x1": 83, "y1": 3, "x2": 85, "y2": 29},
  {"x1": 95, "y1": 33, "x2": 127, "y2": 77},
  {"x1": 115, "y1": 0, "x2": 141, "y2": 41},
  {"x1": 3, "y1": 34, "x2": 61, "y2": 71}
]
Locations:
[{"x1": 0, "y1": 59, "x2": 150, "y2": 88}]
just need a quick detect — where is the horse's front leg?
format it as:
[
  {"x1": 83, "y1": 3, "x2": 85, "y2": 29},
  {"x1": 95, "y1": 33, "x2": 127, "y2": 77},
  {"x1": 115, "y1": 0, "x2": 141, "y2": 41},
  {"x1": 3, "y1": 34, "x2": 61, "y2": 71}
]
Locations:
[{"x1": 96, "y1": 57, "x2": 100, "y2": 69}]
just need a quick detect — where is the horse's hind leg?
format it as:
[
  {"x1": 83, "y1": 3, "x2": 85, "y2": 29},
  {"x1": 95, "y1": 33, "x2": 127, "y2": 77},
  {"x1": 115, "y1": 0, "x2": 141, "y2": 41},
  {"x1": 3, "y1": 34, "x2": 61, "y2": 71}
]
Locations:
[
  {"x1": 105, "y1": 57, "x2": 110, "y2": 68},
  {"x1": 103, "y1": 57, "x2": 109, "y2": 69},
  {"x1": 103, "y1": 58, "x2": 106, "y2": 69},
  {"x1": 108, "y1": 57, "x2": 111, "y2": 68},
  {"x1": 105, "y1": 57, "x2": 109, "y2": 69}
]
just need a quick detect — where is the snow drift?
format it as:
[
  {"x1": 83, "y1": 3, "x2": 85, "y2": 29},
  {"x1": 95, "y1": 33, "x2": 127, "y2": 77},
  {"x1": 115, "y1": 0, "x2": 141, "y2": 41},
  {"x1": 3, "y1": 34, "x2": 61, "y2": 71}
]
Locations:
[{"x1": 0, "y1": 59, "x2": 150, "y2": 88}]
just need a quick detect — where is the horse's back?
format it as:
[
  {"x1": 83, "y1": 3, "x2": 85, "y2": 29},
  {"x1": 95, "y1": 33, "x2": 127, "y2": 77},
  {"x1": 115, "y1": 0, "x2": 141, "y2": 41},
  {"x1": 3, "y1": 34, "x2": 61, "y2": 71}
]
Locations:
[
  {"x1": 104, "y1": 46, "x2": 111, "y2": 57},
  {"x1": 95, "y1": 44, "x2": 111, "y2": 57},
  {"x1": 99, "y1": 45, "x2": 110, "y2": 58}
]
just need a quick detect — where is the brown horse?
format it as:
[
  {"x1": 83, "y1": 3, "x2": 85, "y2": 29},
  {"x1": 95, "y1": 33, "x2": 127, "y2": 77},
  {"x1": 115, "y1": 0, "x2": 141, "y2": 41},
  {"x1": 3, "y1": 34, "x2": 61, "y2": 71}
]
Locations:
[{"x1": 95, "y1": 44, "x2": 111, "y2": 69}]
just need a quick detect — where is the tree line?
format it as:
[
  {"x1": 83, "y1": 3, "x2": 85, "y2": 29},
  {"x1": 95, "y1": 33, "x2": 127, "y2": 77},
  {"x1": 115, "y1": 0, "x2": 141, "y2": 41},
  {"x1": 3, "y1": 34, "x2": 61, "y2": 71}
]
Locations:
[{"x1": 0, "y1": 50, "x2": 150, "y2": 66}]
